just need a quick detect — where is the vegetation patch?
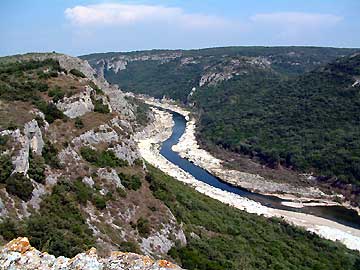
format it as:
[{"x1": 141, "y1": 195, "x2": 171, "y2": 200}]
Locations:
[
  {"x1": 69, "y1": 68, "x2": 86, "y2": 78},
  {"x1": 0, "y1": 154, "x2": 13, "y2": 183},
  {"x1": 28, "y1": 153, "x2": 46, "y2": 184},
  {"x1": 42, "y1": 141, "x2": 60, "y2": 169},
  {"x1": 118, "y1": 172, "x2": 142, "y2": 191},
  {"x1": 80, "y1": 146, "x2": 128, "y2": 168},
  {"x1": 145, "y1": 164, "x2": 360, "y2": 270},
  {"x1": 5, "y1": 172, "x2": 34, "y2": 201}
]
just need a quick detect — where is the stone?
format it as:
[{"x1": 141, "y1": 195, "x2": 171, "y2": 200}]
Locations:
[
  {"x1": 24, "y1": 119, "x2": 44, "y2": 155},
  {"x1": 0, "y1": 237, "x2": 184, "y2": 270}
]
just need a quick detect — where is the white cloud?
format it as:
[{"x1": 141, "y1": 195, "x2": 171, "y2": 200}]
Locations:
[
  {"x1": 65, "y1": 3, "x2": 229, "y2": 29},
  {"x1": 251, "y1": 12, "x2": 342, "y2": 27}
]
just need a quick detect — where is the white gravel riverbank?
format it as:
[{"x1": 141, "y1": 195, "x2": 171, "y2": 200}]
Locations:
[{"x1": 135, "y1": 97, "x2": 360, "y2": 252}]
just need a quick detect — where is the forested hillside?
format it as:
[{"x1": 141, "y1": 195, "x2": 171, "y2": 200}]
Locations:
[
  {"x1": 82, "y1": 46, "x2": 357, "y2": 102},
  {"x1": 195, "y1": 54, "x2": 360, "y2": 187},
  {"x1": 83, "y1": 47, "x2": 360, "y2": 192}
]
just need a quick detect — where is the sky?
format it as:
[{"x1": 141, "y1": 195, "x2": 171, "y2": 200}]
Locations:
[{"x1": 0, "y1": 0, "x2": 359, "y2": 56}]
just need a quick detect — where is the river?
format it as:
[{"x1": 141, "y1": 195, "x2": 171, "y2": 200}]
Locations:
[{"x1": 160, "y1": 110, "x2": 360, "y2": 230}]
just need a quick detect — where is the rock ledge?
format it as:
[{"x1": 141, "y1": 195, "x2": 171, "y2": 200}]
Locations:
[{"x1": 0, "y1": 237, "x2": 183, "y2": 270}]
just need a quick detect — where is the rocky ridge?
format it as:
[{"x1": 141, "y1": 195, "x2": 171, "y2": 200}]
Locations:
[{"x1": 0, "y1": 237, "x2": 183, "y2": 270}]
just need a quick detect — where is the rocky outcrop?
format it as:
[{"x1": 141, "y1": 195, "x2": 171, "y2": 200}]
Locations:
[
  {"x1": 56, "y1": 86, "x2": 94, "y2": 118},
  {"x1": 24, "y1": 119, "x2": 44, "y2": 155},
  {"x1": 97, "y1": 168, "x2": 124, "y2": 189},
  {"x1": 0, "y1": 237, "x2": 183, "y2": 270}
]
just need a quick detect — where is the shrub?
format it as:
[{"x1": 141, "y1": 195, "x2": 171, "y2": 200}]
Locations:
[
  {"x1": 136, "y1": 217, "x2": 151, "y2": 237},
  {"x1": 88, "y1": 81, "x2": 104, "y2": 95},
  {"x1": 42, "y1": 141, "x2": 60, "y2": 169},
  {"x1": 118, "y1": 172, "x2": 142, "y2": 191},
  {"x1": 80, "y1": 147, "x2": 128, "y2": 168},
  {"x1": 69, "y1": 69, "x2": 86, "y2": 78},
  {"x1": 118, "y1": 241, "x2": 141, "y2": 254},
  {"x1": 75, "y1": 117, "x2": 84, "y2": 129},
  {"x1": 48, "y1": 87, "x2": 65, "y2": 103},
  {"x1": 34, "y1": 100, "x2": 65, "y2": 123},
  {"x1": 28, "y1": 153, "x2": 46, "y2": 184},
  {"x1": 25, "y1": 180, "x2": 95, "y2": 257},
  {"x1": 93, "y1": 194, "x2": 107, "y2": 210},
  {"x1": 94, "y1": 99, "x2": 110, "y2": 114},
  {"x1": 5, "y1": 172, "x2": 34, "y2": 201},
  {"x1": 0, "y1": 154, "x2": 13, "y2": 183}
]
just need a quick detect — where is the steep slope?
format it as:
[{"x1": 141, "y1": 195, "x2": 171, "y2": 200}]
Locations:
[
  {"x1": 1, "y1": 52, "x2": 360, "y2": 270},
  {"x1": 194, "y1": 54, "x2": 360, "y2": 189},
  {"x1": 0, "y1": 53, "x2": 186, "y2": 259}
]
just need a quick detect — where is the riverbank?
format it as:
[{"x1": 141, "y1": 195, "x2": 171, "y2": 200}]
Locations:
[{"x1": 133, "y1": 95, "x2": 360, "y2": 251}]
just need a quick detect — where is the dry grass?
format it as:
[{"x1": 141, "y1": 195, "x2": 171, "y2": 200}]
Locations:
[{"x1": 0, "y1": 100, "x2": 35, "y2": 130}]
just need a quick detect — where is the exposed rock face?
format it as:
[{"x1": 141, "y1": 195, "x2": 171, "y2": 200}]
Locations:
[
  {"x1": 199, "y1": 56, "x2": 271, "y2": 87},
  {"x1": 0, "y1": 237, "x2": 183, "y2": 270},
  {"x1": 97, "y1": 168, "x2": 124, "y2": 189},
  {"x1": 141, "y1": 212, "x2": 186, "y2": 255},
  {"x1": 0, "y1": 129, "x2": 30, "y2": 174},
  {"x1": 24, "y1": 119, "x2": 44, "y2": 155},
  {"x1": 56, "y1": 86, "x2": 94, "y2": 118}
]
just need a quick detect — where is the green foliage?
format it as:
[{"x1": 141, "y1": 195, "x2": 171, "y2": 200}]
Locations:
[
  {"x1": 145, "y1": 165, "x2": 360, "y2": 270},
  {"x1": 48, "y1": 86, "x2": 65, "y2": 103},
  {"x1": 28, "y1": 153, "x2": 46, "y2": 184},
  {"x1": 42, "y1": 141, "x2": 60, "y2": 169},
  {"x1": 25, "y1": 180, "x2": 95, "y2": 257},
  {"x1": 33, "y1": 100, "x2": 65, "y2": 123},
  {"x1": 0, "y1": 154, "x2": 13, "y2": 183},
  {"x1": 82, "y1": 47, "x2": 358, "y2": 102},
  {"x1": 74, "y1": 117, "x2": 84, "y2": 129},
  {"x1": 136, "y1": 217, "x2": 151, "y2": 237},
  {"x1": 0, "y1": 59, "x2": 60, "y2": 103},
  {"x1": 118, "y1": 241, "x2": 141, "y2": 254},
  {"x1": 71, "y1": 179, "x2": 107, "y2": 210},
  {"x1": 93, "y1": 99, "x2": 110, "y2": 114},
  {"x1": 69, "y1": 68, "x2": 86, "y2": 78},
  {"x1": 88, "y1": 81, "x2": 104, "y2": 95},
  {"x1": 5, "y1": 172, "x2": 34, "y2": 201},
  {"x1": 195, "y1": 54, "x2": 360, "y2": 185},
  {"x1": 80, "y1": 146, "x2": 128, "y2": 167},
  {"x1": 0, "y1": 218, "x2": 24, "y2": 241},
  {"x1": 118, "y1": 172, "x2": 142, "y2": 191}
]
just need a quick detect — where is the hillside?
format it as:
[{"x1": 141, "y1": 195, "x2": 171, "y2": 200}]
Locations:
[
  {"x1": 81, "y1": 46, "x2": 358, "y2": 102},
  {"x1": 0, "y1": 52, "x2": 360, "y2": 270},
  {"x1": 83, "y1": 47, "x2": 360, "y2": 205}
]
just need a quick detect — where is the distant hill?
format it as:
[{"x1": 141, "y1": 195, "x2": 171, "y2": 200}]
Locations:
[
  {"x1": 82, "y1": 46, "x2": 358, "y2": 101},
  {"x1": 83, "y1": 47, "x2": 360, "y2": 195}
]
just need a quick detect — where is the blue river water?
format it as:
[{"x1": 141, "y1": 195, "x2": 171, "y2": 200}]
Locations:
[{"x1": 159, "y1": 110, "x2": 360, "y2": 229}]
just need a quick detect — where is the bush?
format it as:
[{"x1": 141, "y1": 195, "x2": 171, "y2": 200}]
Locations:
[
  {"x1": 69, "y1": 69, "x2": 86, "y2": 78},
  {"x1": 136, "y1": 217, "x2": 151, "y2": 237},
  {"x1": 48, "y1": 87, "x2": 65, "y2": 103},
  {"x1": 42, "y1": 141, "x2": 60, "y2": 169},
  {"x1": 34, "y1": 101, "x2": 65, "y2": 123},
  {"x1": 94, "y1": 99, "x2": 110, "y2": 114},
  {"x1": 5, "y1": 173, "x2": 34, "y2": 201},
  {"x1": 118, "y1": 241, "x2": 141, "y2": 254},
  {"x1": 25, "y1": 180, "x2": 95, "y2": 257},
  {"x1": 80, "y1": 147, "x2": 128, "y2": 168},
  {"x1": 28, "y1": 153, "x2": 46, "y2": 184},
  {"x1": 0, "y1": 154, "x2": 13, "y2": 183},
  {"x1": 88, "y1": 81, "x2": 104, "y2": 95},
  {"x1": 74, "y1": 117, "x2": 84, "y2": 129},
  {"x1": 118, "y1": 172, "x2": 142, "y2": 191}
]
